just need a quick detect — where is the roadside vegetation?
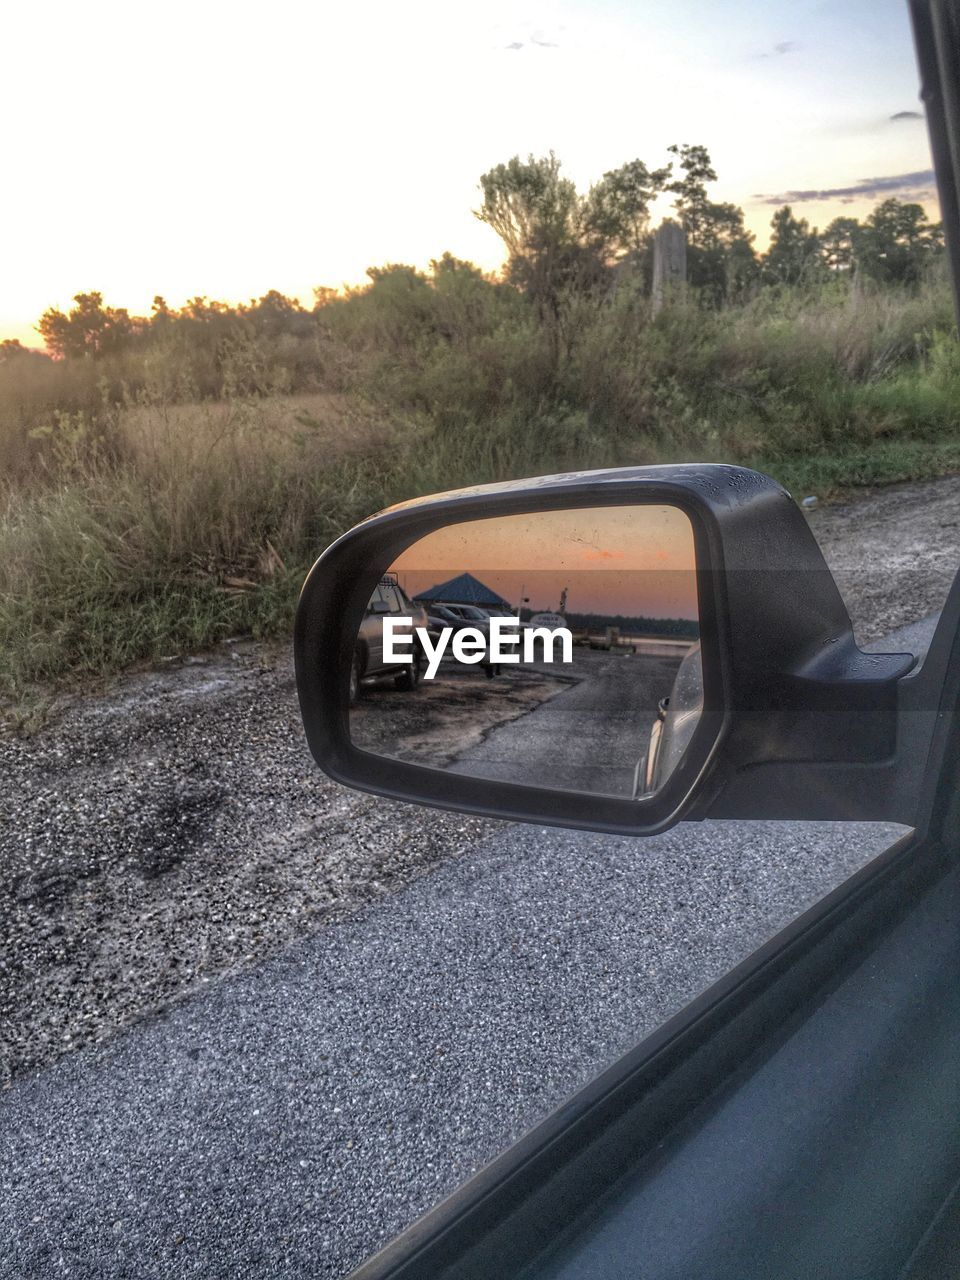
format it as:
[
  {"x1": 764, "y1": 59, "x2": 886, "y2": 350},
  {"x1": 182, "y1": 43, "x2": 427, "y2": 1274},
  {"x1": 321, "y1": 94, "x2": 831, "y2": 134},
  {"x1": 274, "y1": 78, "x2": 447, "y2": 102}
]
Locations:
[{"x1": 2, "y1": 144, "x2": 958, "y2": 709}]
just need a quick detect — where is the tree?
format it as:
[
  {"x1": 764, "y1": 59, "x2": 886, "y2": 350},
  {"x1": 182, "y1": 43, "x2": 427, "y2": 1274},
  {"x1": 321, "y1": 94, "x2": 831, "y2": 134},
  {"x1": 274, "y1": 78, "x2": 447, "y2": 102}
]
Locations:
[
  {"x1": 821, "y1": 217, "x2": 862, "y2": 274},
  {"x1": 0, "y1": 338, "x2": 38, "y2": 363},
  {"x1": 183, "y1": 296, "x2": 231, "y2": 323},
  {"x1": 691, "y1": 202, "x2": 758, "y2": 304},
  {"x1": 666, "y1": 143, "x2": 718, "y2": 243},
  {"x1": 475, "y1": 152, "x2": 585, "y2": 317},
  {"x1": 37, "y1": 292, "x2": 135, "y2": 359},
  {"x1": 476, "y1": 152, "x2": 578, "y2": 260},
  {"x1": 430, "y1": 252, "x2": 486, "y2": 284},
  {"x1": 858, "y1": 199, "x2": 943, "y2": 285},
  {"x1": 662, "y1": 145, "x2": 757, "y2": 302},
  {"x1": 246, "y1": 290, "x2": 312, "y2": 339},
  {"x1": 583, "y1": 158, "x2": 672, "y2": 260},
  {"x1": 763, "y1": 206, "x2": 823, "y2": 286},
  {"x1": 358, "y1": 264, "x2": 440, "y2": 348}
]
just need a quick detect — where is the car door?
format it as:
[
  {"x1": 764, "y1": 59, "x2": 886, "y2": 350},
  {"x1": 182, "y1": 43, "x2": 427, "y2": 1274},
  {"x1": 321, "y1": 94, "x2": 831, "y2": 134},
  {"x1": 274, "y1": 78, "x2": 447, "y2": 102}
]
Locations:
[
  {"x1": 291, "y1": 3, "x2": 960, "y2": 1275},
  {"x1": 364, "y1": 584, "x2": 389, "y2": 671}
]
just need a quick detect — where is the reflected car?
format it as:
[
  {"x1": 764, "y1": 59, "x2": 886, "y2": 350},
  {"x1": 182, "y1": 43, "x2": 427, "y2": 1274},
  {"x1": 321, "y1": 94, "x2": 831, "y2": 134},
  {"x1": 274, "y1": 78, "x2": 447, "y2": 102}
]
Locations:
[
  {"x1": 422, "y1": 602, "x2": 480, "y2": 637},
  {"x1": 351, "y1": 578, "x2": 427, "y2": 704},
  {"x1": 439, "y1": 604, "x2": 494, "y2": 627},
  {"x1": 419, "y1": 604, "x2": 500, "y2": 678}
]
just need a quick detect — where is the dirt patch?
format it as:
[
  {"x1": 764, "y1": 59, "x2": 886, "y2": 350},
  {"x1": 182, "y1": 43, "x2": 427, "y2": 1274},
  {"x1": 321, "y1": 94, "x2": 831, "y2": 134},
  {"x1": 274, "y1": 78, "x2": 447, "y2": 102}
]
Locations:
[
  {"x1": 351, "y1": 667, "x2": 574, "y2": 767},
  {"x1": 0, "y1": 649, "x2": 499, "y2": 1083},
  {"x1": 806, "y1": 474, "x2": 960, "y2": 643}
]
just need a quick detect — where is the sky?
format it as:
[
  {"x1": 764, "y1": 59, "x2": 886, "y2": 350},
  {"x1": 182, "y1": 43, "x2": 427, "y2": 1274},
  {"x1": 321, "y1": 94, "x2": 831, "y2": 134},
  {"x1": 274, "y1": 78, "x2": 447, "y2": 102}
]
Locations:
[
  {"x1": 1, "y1": 0, "x2": 937, "y2": 347},
  {"x1": 390, "y1": 505, "x2": 698, "y2": 618}
]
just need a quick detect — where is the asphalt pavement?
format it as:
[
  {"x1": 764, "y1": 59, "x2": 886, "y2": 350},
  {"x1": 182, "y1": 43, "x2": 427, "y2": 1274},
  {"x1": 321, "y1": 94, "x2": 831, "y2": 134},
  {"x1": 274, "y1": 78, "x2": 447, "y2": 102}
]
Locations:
[
  {"x1": 0, "y1": 614, "x2": 937, "y2": 1279},
  {"x1": 451, "y1": 647, "x2": 682, "y2": 795}
]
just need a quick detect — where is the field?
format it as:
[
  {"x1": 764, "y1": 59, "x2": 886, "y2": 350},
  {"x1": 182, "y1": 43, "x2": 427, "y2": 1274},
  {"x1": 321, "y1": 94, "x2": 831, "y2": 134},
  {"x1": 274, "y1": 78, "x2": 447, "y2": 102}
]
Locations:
[{"x1": 2, "y1": 266, "x2": 959, "y2": 714}]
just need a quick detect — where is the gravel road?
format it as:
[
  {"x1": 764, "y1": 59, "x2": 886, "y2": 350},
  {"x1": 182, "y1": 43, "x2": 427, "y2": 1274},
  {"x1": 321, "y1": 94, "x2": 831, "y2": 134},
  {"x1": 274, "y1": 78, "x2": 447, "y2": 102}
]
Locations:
[
  {"x1": 1, "y1": 474, "x2": 958, "y2": 1277},
  {"x1": 0, "y1": 653, "x2": 496, "y2": 1082},
  {"x1": 0, "y1": 816, "x2": 908, "y2": 1279}
]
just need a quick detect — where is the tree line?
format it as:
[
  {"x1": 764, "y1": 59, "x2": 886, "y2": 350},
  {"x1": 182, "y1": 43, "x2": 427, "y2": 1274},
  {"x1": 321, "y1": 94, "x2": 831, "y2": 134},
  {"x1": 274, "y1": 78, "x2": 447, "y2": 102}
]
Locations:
[
  {"x1": 563, "y1": 612, "x2": 700, "y2": 638},
  {"x1": 475, "y1": 144, "x2": 944, "y2": 314},
  {"x1": 0, "y1": 143, "x2": 944, "y2": 375}
]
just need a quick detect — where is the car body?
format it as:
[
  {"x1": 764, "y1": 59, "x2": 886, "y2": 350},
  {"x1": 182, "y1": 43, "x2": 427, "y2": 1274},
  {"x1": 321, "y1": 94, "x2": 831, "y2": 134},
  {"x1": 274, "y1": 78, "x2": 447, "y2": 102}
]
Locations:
[{"x1": 641, "y1": 641, "x2": 704, "y2": 796}]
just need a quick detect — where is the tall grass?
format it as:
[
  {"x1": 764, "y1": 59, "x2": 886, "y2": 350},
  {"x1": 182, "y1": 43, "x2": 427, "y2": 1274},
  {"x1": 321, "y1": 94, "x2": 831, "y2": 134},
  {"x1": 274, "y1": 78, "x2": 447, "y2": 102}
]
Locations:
[
  {"x1": 2, "y1": 266, "x2": 958, "y2": 709},
  {"x1": 0, "y1": 393, "x2": 399, "y2": 704}
]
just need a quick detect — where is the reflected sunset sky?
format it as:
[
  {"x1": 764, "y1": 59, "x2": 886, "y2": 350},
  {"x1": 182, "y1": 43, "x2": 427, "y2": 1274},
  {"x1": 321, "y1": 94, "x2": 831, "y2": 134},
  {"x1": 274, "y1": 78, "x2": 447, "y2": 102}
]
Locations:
[
  {"x1": 2, "y1": 0, "x2": 935, "y2": 346},
  {"x1": 390, "y1": 505, "x2": 698, "y2": 619}
]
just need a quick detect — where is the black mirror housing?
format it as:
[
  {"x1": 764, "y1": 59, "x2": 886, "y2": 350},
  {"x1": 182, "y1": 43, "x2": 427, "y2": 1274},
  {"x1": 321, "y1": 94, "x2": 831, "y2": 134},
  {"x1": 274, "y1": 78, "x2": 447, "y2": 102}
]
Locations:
[{"x1": 295, "y1": 464, "x2": 927, "y2": 836}]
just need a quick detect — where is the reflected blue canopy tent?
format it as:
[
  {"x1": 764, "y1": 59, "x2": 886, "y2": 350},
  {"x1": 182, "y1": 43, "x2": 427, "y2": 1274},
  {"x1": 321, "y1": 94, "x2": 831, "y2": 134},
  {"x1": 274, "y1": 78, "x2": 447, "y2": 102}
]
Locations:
[{"x1": 413, "y1": 573, "x2": 511, "y2": 609}]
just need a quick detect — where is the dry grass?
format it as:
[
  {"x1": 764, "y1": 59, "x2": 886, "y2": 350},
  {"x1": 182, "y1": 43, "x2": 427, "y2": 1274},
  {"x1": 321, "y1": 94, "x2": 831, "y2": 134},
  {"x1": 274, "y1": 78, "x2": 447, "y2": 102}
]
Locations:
[
  {"x1": 0, "y1": 391, "x2": 406, "y2": 708},
  {"x1": 2, "y1": 270, "x2": 959, "y2": 712}
]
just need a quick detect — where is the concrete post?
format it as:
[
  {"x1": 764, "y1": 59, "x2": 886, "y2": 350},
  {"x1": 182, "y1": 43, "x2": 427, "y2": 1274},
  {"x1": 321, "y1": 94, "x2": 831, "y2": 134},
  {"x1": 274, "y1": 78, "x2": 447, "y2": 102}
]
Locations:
[{"x1": 652, "y1": 219, "x2": 687, "y2": 314}]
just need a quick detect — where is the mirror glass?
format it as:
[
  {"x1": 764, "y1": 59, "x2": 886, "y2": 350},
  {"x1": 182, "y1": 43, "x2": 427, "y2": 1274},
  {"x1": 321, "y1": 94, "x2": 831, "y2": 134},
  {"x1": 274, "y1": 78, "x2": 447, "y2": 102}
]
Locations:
[{"x1": 349, "y1": 505, "x2": 702, "y2": 798}]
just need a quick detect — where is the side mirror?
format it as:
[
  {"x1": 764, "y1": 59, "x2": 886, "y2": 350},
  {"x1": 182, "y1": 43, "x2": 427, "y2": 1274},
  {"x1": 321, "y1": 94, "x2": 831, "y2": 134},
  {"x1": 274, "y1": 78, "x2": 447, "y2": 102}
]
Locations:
[{"x1": 295, "y1": 465, "x2": 926, "y2": 835}]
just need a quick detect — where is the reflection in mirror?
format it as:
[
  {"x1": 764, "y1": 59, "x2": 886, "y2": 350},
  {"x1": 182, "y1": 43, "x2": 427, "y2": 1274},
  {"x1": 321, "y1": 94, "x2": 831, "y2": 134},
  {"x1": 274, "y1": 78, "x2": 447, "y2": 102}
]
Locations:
[{"x1": 349, "y1": 505, "x2": 702, "y2": 799}]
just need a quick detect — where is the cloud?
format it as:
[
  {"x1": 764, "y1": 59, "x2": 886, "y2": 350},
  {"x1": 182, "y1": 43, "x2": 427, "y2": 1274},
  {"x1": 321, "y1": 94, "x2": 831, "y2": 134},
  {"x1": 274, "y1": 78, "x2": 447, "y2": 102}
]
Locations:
[
  {"x1": 890, "y1": 110, "x2": 923, "y2": 121},
  {"x1": 756, "y1": 39, "x2": 800, "y2": 58},
  {"x1": 581, "y1": 548, "x2": 625, "y2": 562},
  {"x1": 754, "y1": 169, "x2": 937, "y2": 205},
  {"x1": 503, "y1": 28, "x2": 560, "y2": 51}
]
